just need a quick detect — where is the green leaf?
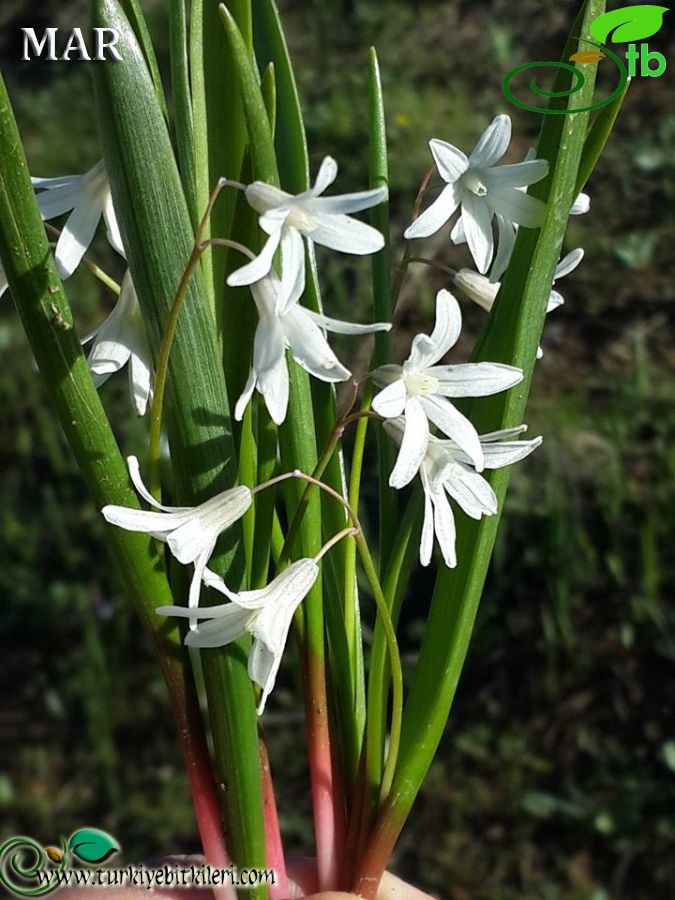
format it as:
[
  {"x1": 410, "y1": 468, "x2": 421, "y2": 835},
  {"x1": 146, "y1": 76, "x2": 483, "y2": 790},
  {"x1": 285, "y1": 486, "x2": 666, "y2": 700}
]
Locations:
[
  {"x1": 119, "y1": 0, "x2": 168, "y2": 121},
  {"x1": 92, "y1": 2, "x2": 267, "y2": 887},
  {"x1": 590, "y1": 5, "x2": 668, "y2": 43},
  {"x1": 68, "y1": 829, "x2": 119, "y2": 865},
  {"x1": 575, "y1": 76, "x2": 630, "y2": 195}
]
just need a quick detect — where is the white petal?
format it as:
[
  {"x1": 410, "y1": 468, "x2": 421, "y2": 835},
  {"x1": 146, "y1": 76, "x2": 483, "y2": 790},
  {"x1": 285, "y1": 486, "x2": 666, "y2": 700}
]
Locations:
[
  {"x1": 305, "y1": 308, "x2": 391, "y2": 335},
  {"x1": 405, "y1": 334, "x2": 441, "y2": 371},
  {"x1": 32, "y1": 174, "x2": 78, "y2": 189},
  {"x1": 166, "y1": 487, "x2": 252, "y2": 564},
  {"x1": 450, "y1": 216, "x2": 465, "y2": 244},
  {"x1": 389, "y1": 398, "x2": 429, "y2": 489},
  {"x1": 283, "y1": 307, "x2": 350, "y2": 382},
  {"x1": 310, "y1": 156, "x2": 339, "y2": 196},
  {"x1": 546, "y1": 290, "x2": 564, "y2": 312},
  {"x1": 427, "y1": 289, "x2": 462, "y2": 359},
  {"x1": 35, "y1": 180, "x2": 84, "y2": 219},
  {"x1": 227, "y1": 229, "x2": 282, "y2": 287},
  {"x1": 570, "y1": 192, "x2": 590, "y2": 215},
  {"x1": 188, "y1": 545, "x2": 215, "y2": 627},
  {"x1": 429, "y1": 139, "x2": 469, "y2": 183},
  {"x1": 309, "y1": 213, "x2": 385, "y2": 254},
  {"x1": 485, "y1": 159, "x2": 548, "y2": 189},
  {"x1": 128, "y1": 339, "x2": 153, "y2": 417},
  {"x1": 487, "y1": 186, "x2": 545, "y2": 229},
  {"x1": 249, "y1": 638, "x2": 280, "y2": 714},
  {"x1": 428, "y1": 362, "x2": 523, "y2": 397},
  {"x1": 480, "y1": 436, "x2": 542, "y2": 469},
  {"x1": 469, "y1": 114, "x2": 511, "y2": 169},
  {"x1": 489, "y1": 213, "x2": 517, "y2": 283},
  {"x1": 103, "y1": 191, "x2": 125, "y2": 257},
  {"x1": 279, "y1": 228, "x2": 306, "y2": 313},
  {"x1": 454, "y1": 268, "x2": 499, "y2": 312},
  {"x1": 431, "y1": 486, "x2": 457, "y2": 568},
  {"x1": 235, "y1": 368, "x2": 257, "y2": 422},
  {"x1": 0, "y1": 263, "x2": 8, "y2": 299},
  {"x1": 444, "y1": 467, "x2": 498, "y2": 518},
  {"x1": 461, "y1": 194, "x2": 494, "y2": 275},
  {"x1": 420, "y1": 395, "x2": 484, "y2": 470},
  {"x1": 403, "y1": 184, "x2": 459, "y2": 240},
  {"x1": 252, "y1": 315, "x2": 289, "y2": 422},
  {"x1": 245, "y1": 181, "x2": 290, "y2": 215},
  {"x1": 56, "y1": 200, "x2": 103, "y2": 278},
  {"x1": 372, "y1": 378, "x2": 407, "y2": 418},
  {"x1": 419, "y1": 474, "x2": 435, "y2": 567},
  {"x1": 126, "y1": 455, "x2": 182, "y2": 512},
  {"x1": 240, "y1": 559, "x2": 319, "y2": 612},
  {"x1": 102, "y1": 504, "x2": 192, "y2": 534},
  {"x1": 183, "y1": 606, "x2": 252, "y2": 648},
  {"x1": 554, "y1": 248, "x2": 584, "y2": 281},
  {"x1": 309, "y1": 186, "x2": 387, "y2": 215}
]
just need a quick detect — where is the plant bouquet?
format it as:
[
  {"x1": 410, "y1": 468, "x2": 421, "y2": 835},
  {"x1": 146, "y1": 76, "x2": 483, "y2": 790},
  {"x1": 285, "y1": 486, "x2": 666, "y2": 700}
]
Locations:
[{"x1": 0, "y1": 0, "x2": 628, "y2": 896}]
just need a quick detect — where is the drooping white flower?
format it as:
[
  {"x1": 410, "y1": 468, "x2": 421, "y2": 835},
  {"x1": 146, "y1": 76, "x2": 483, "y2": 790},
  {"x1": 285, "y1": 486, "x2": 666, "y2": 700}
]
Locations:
[
  {"x1": 157, "y1": 558, "x2": 319, "y2": 714},
  {"x1": 102, "y1": 457, "x2": 252, "y2": 622},
  {"x1": 404, "y1": 115, "x2": 548, "y2": 274},
  {"x1": 227, "y1": 156, "x2": 387, "y2": 290},
  {"x1": 83, "y1": 271, "x2": 153, "y2": 415},
  {"x1": 372, "y1": 289, "x2": 522, "y2": 487},
  {"x1": 33, "y1": 161, "x2": 124, "y2": 279},
  {"x1": 454, "y1": 247, "x2": 583, "y2": 358},
  {"x1": 384, "y1": 420, "x2": 541, "y2": 568},
  {"x1": 236, "y1": 235, "x2": 391, "y2": 425}
]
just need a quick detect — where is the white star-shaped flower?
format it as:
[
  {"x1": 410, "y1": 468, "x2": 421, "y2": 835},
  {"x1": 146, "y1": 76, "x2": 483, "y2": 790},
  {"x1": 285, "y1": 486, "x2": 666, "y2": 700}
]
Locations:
[
  {"x1": 404, "y1": 115, "x2": 548, "y2": 274},
  {"x1": 33, "y1": 161, "x2": 124, "y2": 279},
  {"x1": 157, "y1": 558, "x2": 319, "y2": 714},
  {"x1": 385, "y1": 420, "x2": 541, "y2": 568},
  {"x1": 83, "y1": 271, "x2": 153, "y2": 415},
  {"x1": 372, "y1": 289, "x2": 523, "y2": 487},
  {"x1": 455, "y1": 247, "x2": 584, "y2": 358},
  {"x1": 102, "y1": 457, "x2": 252, "y2": 623},
  {"x1": 227, "y1": 156, "x2": 387, "y2": 290},
  {"x1": 236, "y1": 235, "x2": 391, "y2": 425}
]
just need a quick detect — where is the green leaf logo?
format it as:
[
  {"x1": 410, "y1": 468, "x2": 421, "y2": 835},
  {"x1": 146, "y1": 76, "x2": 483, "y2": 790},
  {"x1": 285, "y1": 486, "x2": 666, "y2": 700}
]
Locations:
[
  {"x1": 67, "y1": 829, "x2": 120, "y2": 865},
  {"x1": 590, "y1": 5, "x2": 669, "y2": 43}
]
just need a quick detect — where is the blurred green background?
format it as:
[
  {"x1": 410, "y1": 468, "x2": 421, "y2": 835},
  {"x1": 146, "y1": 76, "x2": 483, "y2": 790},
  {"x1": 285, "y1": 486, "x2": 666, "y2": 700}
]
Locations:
[{"x1": 1, "y1": 1, "x2": 674, "y2": 897}]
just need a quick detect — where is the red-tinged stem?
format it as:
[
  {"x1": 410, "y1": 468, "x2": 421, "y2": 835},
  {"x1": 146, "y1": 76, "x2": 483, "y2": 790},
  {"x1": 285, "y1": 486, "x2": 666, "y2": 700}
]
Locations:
[
  {"x1": 305, "y1": 647, "x2": 345, "y2": 892},
  {"x1": 164, "y1": 663, "x2": 236, "y2": 900},
  {"x1": 351, "y1": 799, "x2": 405, "y2": 900},
  {"x1": 259, "y1": 739, "x2": 288, "y2": 899}
]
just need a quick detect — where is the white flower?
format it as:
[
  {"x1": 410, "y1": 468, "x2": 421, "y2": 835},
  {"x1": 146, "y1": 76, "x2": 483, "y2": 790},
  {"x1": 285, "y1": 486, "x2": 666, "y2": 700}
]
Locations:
[
  {"x1": 236, "y1": 235, "x2": 390, "y2": 425},
  {"x1": 570, "y1": 192, "x2": 590, "y2": 215},
  {"x1": 454, "y1": 247, "x2": 583, "y2": 358},
  {"x1": 385, "y1": 420, "x2": 541, "y2": 568},
  {"x1": 404, "y1": 115, "x2": 548, "y2": 274},
  {"x1": 227, "y1": 156, "x2": 387, "y2": 290},
  {"x1": 33, "y1": 161, "x2": 124, "y2": 279},
  {"x1": 157, "y1": 558, "x2": 319, "y2": 714},
  {"x1": 372, "y1": 289, "x2": 522, "y2": 487},
  {"x1": 83, "y1": 271, "x2": 153, "y2": 415},
  {"x1": 102, "y1": 457, "x2": 252, "y2": 622}
]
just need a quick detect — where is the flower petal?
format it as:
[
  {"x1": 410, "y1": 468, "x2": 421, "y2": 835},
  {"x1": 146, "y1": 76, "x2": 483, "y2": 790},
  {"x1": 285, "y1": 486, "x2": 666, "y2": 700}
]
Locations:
[
  {"x1": 469, "y1": 114, "x2": 511, "y2": 169},
  {"x1": 310, "y1": 156, "x2": 339, "y2": 196},
  {"x1": 279, "y1": 228, "x2": 306, "y2": 314},
  {"x1": 487, "y1": 186, "x2": 545, "y2": 229},
  {"x1": 480, "y1": 436, "x2": 542, "y2": 469},
  {"x1": 283, "y1": 307, "x2": 350, "y2": 382},
  {"x1": 430, "y1": 485, "x2": 457, "y2": 568},
  {"x1": 489, "y1": 212, "x2": 516, "y2": 283},
  {"x1": 403, "y1": 184, "x2": 459, "y2": 240},
  {"x1": 309, "y1": 214, "x2": 385, "y2": 255},
  {"x1": 255, "y1": 318, "x2": 290, "y2": 425},
  {"x1": 126, "y1": 455, "x2": 182, "y2": 512},
  {"x1": 419, "y1": 469, "x2": 435, "y2": 567},
  {"x1": 102, "y1": 191, "x2": 125, "y2": 257},
  {"x1": 554, "y1": 247, "x2": 584, "y2": 280},
  {"x1": 227, "y1": 229, "x2": 282, "y2": 287},
  {"x1": 166, "y1": 487, "x2": 252, "y2": 564},
  {"x1": 420, "y1": 395, "x2": 484, "y2": 470},
  {"x1": 372, "y1": 378, "x2": 407, "y2": 418},
  {"x1": 461, "y1": 193, "x2": 494, "y2": 274},
  {"x1": 235, "y1": 368, "x2": 257, "y2": 423},
  {"x1": 429, "y1": 139, "x2": 469, "y2": 183},
  {"x1": 443, "y1": 467, "x2": 498, "y2": 518},
  {"x1": 547, "y1": 290, "x2": 564, "y2": 312},
  {"x1": 306, "y1": 309, "x2": 391, "y2": 335},
  {"x1": 427, "y1": 289, "x2": 462, "y2": 360},
  {"x1": 389, "y1": 397, "x2": 429, "y2": 489},
  {"x1": 183, "y1": 606, "x2": 252, "y2": 648},
  {"x1": 309, "y1": 185, "x2": 387, "y2": 215},
  {"x1": 428, "y1": 362, "x2": 523, "y2": 397},
  {"x1": 570, "y1": 192, "x2": 590, "y2": 215},
  {"x1": 485, "y1": 159, "x2": 548, "y2": 189},
  {"x1": 56, "y1": 199, "x2": 103, "y2": 279}
]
